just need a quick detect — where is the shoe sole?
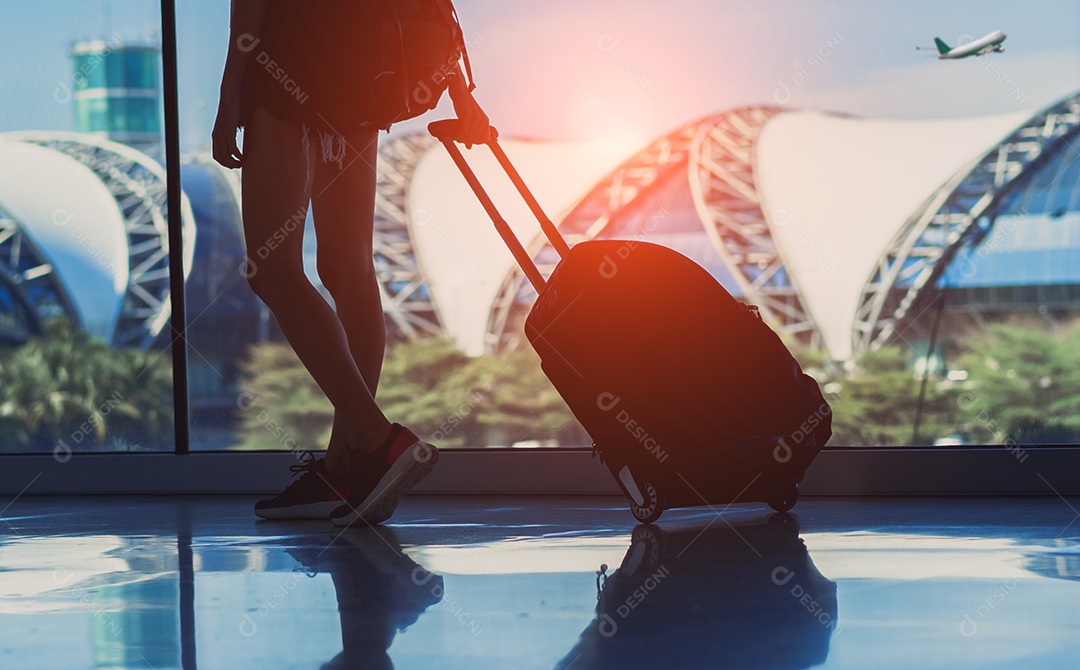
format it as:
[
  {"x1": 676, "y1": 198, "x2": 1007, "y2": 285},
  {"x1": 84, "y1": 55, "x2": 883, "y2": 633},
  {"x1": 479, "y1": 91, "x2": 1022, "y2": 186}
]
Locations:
[
  {"x1": 255, "y1": 499, "x2": 345, "y2": 520},
  {"x1": 331, "y1": 441, "x2": 439, "y2": 527}
]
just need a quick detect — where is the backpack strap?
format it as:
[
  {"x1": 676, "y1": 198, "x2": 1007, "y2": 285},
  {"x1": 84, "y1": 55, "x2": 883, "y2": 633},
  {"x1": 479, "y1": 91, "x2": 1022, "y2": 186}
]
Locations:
[{"x1": 435, "y1": 0, "x2": 475, "y2": 92}]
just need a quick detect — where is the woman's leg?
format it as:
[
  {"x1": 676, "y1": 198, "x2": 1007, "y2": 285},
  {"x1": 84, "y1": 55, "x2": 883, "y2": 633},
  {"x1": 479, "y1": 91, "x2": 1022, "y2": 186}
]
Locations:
[
  {"x1": 241, "y1": 109, "x2": 391, "y2": 464},
  {"x1": 309, "y1": 125, "x2": 388, "y2": 472}
]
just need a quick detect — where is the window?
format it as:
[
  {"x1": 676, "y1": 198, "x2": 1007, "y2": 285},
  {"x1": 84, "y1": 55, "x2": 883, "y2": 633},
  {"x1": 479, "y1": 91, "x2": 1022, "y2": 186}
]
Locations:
[
  {"x1": 0, "y1": 0, "x2": 173, "y2": 455},
  {"x1": 2, "y1": 1, "x2": 1079, "y2": 482}
]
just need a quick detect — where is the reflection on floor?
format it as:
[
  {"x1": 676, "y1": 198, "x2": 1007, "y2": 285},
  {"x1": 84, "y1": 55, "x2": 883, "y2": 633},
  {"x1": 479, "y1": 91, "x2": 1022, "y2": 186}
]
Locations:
[{"x1": 1, "y1": 495, "x2": 1078, "y2": 669}]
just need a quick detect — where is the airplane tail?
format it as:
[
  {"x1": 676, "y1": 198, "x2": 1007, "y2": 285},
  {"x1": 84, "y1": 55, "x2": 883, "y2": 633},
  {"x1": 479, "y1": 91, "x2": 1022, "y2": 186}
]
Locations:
[{"x1": 934, "y1": 37, "x2": 951, "y2": 55}]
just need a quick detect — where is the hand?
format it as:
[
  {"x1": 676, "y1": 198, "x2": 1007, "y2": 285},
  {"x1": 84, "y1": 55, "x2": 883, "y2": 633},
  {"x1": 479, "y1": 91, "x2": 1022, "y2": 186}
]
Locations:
[
  {"x1": 447, "y1": 74, "x2": 492, "y2": 149},
  {"x1": 212, "y1": 92, "x2": 244, "y2": 168}
]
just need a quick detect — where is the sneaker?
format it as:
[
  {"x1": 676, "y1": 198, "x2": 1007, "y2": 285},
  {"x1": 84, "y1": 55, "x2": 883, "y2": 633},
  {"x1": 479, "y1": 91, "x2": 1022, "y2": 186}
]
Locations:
[
  {"x1": 329, "y1": 424, "x2": 439, "y2": 527},
  {"x1": 254, "y1": 451, "x2": 351, "y2": 519}
]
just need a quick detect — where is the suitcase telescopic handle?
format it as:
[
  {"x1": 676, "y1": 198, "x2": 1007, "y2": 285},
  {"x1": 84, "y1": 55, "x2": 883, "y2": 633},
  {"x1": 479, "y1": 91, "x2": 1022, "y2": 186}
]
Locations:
[{"x1": 428, "y1": 119, "x2": 571, "y2": 291}]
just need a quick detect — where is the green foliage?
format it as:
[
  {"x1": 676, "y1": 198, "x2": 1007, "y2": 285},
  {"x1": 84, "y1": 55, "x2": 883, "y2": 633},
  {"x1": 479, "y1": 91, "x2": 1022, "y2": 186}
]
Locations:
[
  {"x1": 806, "y1": 319, "x2": 1080, "y2": 446},
  {"x1": 378, "y1": 338, "x2": 588, "y2": 447},
  {"x1": 234, "y1": 337, "x2": 588, "y2": 449},
  {"x1": 233, "y1": 319, "x2": 1080, "y2": 450},
  {"x1": 0, "y1": 319, "x2": 173, "y2": 452},
  {"x1": 953, "y1": 321, "x2": 1080, "y2": 444},
  {"x1": 825, "y1": 346, "x2": 956, "y2": 446},
  {"x1": 233, "y1": 341, "x2": 336, "y2": 451}
]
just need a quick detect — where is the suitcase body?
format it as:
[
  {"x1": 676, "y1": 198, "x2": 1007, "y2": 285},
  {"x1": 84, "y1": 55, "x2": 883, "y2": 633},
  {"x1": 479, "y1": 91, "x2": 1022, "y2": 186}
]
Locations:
[{"x1": 430, "y1": 120, "x2": 831, "y2": 522}]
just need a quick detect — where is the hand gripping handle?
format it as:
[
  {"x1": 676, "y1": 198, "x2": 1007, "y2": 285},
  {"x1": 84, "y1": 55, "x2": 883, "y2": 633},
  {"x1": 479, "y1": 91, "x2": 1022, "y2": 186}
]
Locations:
[
  {"x1": 427, "y1": 119, "x2": 499, "y2": 144},
  {"x1": 428, "y1": 120, "x2": 571, "y2": 291}
]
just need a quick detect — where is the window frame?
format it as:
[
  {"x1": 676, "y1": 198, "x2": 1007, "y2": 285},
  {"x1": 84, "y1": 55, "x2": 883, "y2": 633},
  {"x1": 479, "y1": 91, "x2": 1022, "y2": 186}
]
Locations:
[
  {"x1": 2, "y1": 1, "x2": 1079, "y2": 500},
  {"x1": 2, "y1": 448, "x2": 1079, "y2": 496}
]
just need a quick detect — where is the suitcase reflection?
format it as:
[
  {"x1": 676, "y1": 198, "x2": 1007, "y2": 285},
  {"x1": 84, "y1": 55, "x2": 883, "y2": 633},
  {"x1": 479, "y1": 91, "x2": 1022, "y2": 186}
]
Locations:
[{"x1": 557, "y1": 516, "x2": 838, "y2": 670}]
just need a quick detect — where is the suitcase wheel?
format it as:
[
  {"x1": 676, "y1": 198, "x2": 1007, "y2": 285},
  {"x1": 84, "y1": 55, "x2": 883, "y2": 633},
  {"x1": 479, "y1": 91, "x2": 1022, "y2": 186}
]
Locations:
[
  {"x1": 630, "y1": 481, "x2": 664, "y2": 524},
  {"x1": 768, "y1": 483, "x2": 799, "y2": 513}
]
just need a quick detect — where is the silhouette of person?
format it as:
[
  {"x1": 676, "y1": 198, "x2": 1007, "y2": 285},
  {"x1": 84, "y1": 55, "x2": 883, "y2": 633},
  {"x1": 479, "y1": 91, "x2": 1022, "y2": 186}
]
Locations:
[
  {"x1": 285, "y1": 527, "x2": 444, "y2": 669},
  {"x1": 557, "y1": 515, "x2": 838, "y2": 669},
  {"x1": 212, "y1": 1, "x2": 490, "y2": 524}
]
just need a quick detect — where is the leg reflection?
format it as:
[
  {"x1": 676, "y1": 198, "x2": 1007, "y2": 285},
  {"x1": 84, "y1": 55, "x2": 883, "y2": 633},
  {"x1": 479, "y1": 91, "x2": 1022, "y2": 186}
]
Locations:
[{"x1": 287, "y1": 527, "x2": 442, "y2": 669}]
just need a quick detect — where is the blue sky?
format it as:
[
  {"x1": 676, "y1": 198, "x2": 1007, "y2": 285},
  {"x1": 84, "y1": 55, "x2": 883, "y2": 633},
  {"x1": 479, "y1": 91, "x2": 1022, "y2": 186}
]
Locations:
[{"x1": 1, "y1": 0, "x2": 1079, "y2": 151}]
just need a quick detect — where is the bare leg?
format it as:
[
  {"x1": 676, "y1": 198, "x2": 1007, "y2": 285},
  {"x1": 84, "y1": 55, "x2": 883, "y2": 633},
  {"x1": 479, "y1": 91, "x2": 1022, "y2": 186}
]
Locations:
[
  {"x1": 309, "y1": 125, "x2": 389, "y2": 472},
  {"x1": 241, "y1": 109, "x2": 391, "y2": 462}
]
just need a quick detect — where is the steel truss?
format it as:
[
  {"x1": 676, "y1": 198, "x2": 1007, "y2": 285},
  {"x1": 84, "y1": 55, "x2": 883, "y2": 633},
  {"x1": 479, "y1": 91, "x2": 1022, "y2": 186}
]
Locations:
[
  {"x1": 9, "y1": 132, "x2": 196, "y2": 349},
  {"x1": 485, "y1": 109, "x2": 812, "y2": 351},
  {"x1": 373, "y1": 132, "x2": 444, "y2": 340},
  {"x1": 853, "y1": 92, "x2": 1080, "y2": 354},
  {"x1": 0, "y1": 202, "x2": 79, "y2": 342},
  {"x1": 483, "y1": 118, "x2": 713, "y2": 351},
  {"x1": 688, "y1": 106, "x2": 814, "y2": 339}
]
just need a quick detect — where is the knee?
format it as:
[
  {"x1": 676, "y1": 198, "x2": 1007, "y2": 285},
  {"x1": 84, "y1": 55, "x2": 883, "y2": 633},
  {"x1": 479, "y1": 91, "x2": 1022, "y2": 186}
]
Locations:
[
  {"x1": 244, "y1": 255, "x2": 309, "y2": 306},
  {"x1": 317, "y1": 251, "x2": 376, "y2": 301}
]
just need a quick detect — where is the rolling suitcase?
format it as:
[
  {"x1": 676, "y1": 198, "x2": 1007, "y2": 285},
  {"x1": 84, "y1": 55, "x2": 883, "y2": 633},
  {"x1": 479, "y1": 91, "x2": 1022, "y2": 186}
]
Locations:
[{"x1": 429, "y1": 120, "x2": 831, "y2": 523}]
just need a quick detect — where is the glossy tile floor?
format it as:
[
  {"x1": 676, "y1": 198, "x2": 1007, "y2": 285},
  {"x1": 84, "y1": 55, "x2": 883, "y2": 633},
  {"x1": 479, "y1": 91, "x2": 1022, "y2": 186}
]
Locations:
[{"x1": 1, "y1": 495, "x2": 1078, "y2": 669}]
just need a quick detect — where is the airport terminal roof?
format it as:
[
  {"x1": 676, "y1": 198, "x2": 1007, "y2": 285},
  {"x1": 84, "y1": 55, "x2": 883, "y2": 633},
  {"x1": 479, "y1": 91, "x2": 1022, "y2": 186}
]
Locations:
[
  {"x1": 755, "y1": 109, "x2": 1029, "y2": 359},
  {"x1": 0, "y1": 135, "x2": 129, "y2": 341},
  {"x1": 394, "y1": 93, "x2": 1080, "y2": 360}
]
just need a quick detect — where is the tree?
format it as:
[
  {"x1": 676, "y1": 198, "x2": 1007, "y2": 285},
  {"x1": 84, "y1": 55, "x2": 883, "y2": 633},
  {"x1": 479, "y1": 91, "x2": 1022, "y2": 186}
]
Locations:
[
  {"x1": 0, "y1": 319, "x2": 173, "y2": 452},
  {"x1": 234, "y1": 337, "x2": 588, "y2": 450},
  {"x1": 825, "y1": 345, "x2": 957, "y2": 446},
  {"x1": 368, "y1": 338, "x2": 588, "y2": 447},
  {"x1": 954, "y1": 320, "x2": 1080, "y2": 444},
  {"x1": 233, "y1": 341, "x2": 336, "y2": 451}
]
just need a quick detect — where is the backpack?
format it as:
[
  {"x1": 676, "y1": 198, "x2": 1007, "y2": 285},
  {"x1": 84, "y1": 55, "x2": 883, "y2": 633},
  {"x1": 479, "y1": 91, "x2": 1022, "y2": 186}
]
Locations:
[{"x1": 369, "y1": 0, "x2": 474, "y2": 129}]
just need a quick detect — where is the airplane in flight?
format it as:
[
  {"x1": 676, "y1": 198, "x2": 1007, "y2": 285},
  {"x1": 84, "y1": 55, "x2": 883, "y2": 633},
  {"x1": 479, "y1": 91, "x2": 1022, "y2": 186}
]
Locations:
[{"x1": 918, "y1": 30, "x2": 1007, "y2": 59}]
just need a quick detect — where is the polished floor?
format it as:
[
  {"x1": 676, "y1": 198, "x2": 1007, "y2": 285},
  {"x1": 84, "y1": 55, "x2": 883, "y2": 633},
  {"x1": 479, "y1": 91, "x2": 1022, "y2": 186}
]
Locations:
[{"x1": 1, "y1": 495, "x2": 1078, "y2": 669}]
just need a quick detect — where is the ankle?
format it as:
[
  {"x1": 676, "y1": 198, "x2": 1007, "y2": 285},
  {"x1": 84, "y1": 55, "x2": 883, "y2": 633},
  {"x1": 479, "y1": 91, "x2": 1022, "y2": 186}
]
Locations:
[
  {"x1": 350, "y1": 422, "x2": 396, "y2": 456},
  {"x1": 324, "y1": 450, "x2": 350, "y2": 477}
]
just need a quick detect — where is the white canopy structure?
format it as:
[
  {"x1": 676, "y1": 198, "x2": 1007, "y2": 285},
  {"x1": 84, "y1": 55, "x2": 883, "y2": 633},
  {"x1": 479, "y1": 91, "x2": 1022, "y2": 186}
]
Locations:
[
  {"x1": 755, "y1": 110, "x2": 1028, "y2": 360},
  {"x1": 0, "y1": 132, "x2": 196, "y2": 347},
  {"x1": 376, "y1": 91, "x2": 1080, "y2": 362}
]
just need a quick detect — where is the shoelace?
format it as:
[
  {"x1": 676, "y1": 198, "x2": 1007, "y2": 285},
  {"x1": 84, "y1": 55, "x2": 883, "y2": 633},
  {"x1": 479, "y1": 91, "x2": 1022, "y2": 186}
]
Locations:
[
  {"x1": 289, "y1": 450, "x2": 319, "y2": 476},
  {"x1": 281, "y1": 450, "x2": 325, "y2": 496}
]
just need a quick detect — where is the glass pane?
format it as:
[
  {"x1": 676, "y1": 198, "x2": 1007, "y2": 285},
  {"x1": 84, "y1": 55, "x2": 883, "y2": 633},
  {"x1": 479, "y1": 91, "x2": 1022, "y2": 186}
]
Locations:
[
  {"x1": 0, "y1": 1, "x2": 174, "y2": 453},
  {"x1": 180, "y1": 0, "x2": 1080, "y2": 452},
  {"x1": 175, "y1": 0, "x2": 261, "y2": 451}
]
